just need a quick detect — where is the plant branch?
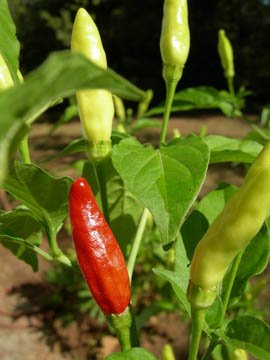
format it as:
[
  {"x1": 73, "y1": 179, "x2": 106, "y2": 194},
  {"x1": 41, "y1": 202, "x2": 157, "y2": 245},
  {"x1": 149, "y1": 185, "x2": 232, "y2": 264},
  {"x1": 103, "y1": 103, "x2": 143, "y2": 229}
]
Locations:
[
  {"x1": 127, "y1": 207, "x2": 149, "y2": 283},
  {"x1": 160, "y1": 80, "x2": 178, "y2": 145}
]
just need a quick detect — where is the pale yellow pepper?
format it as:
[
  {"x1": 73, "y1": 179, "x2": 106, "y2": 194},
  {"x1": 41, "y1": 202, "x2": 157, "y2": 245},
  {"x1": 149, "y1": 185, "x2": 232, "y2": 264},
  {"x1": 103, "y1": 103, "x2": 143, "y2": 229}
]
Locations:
[
  {"x1": 71, "y1": 8, "x2": 114, "y2": 149},
  {"x1": 189, "y1": 142, "x2": 270, "y2": 304}
]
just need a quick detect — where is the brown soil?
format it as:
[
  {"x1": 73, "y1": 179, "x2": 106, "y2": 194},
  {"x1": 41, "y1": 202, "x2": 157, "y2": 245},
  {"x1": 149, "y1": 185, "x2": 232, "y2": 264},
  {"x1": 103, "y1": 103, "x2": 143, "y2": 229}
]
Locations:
[{"x1": 0, "y1": 114, "x2": 267, "y2": 360}]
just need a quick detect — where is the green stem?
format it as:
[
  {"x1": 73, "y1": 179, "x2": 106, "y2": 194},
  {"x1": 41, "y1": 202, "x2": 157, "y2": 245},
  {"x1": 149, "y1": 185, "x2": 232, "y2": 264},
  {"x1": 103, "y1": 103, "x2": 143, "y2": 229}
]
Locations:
[
  {"x1": 127, "y1": 208, "x2": 149, "y2": 283},
  {"x1": 19, "y1": 134, "x2": 31, "y2": 164},
  {"x1": 46, "y1": 227, "x2": 72, "y2": 267},
  {"x1": 222, "y1": 251, "x2": 243, "y2": 317},
  {"x1": 93, "y1": 159, "x2": 110, "y2": 225},
  {"x1": 160, "y1": 80, "x2": 178, "y2": 145},
  {"x1": 107, "y1": 308, "x2": 133, "y2": 352},
  {"x1": 188, "y1": 307, "x2": 206, "y2": 360},
  {"x1": 227, "y1": 76, "x2": 235, "y2": 97}
]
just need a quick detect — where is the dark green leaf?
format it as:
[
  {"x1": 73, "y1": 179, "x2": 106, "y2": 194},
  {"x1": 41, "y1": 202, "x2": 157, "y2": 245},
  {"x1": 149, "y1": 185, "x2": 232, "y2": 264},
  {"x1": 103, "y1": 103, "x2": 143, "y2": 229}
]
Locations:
[
  {"x1": 205, "y1": 135, "x2": 263, "y2": 164},
  {"x1": 105, "y1": 348, "x2": 158, "y2": 360},
  {"x1": 0, "y1": 208, "x2": 42, "y2": 271},
  {"x1": 3, "y1": 162, "x2": 72, "y2": 238},
  {"x1": 228, "y1": 226, "x2": 270, "y2": 300},
  {"x1": 174, "y1": 234, "x2": 190, "y2": 291},
  {"x1": 0, "y1": 51, "x2": 145, "y2": 185},
  {"x1": 225, "y1": 316, "x2": 270, "y2": 360},
  {"x1": 0, "y1": 0, "x2": 20, "y2": 81},
  {"x1": 112, "y1": 136, "x2": 209, "y2": 245}
]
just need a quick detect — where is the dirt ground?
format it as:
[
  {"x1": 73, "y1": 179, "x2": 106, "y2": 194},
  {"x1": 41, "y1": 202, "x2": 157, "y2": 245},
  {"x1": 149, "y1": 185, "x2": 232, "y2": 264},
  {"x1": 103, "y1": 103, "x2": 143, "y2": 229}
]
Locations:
[{"x1": 0, "y1": 114, "x2": 266, "y2": 360}]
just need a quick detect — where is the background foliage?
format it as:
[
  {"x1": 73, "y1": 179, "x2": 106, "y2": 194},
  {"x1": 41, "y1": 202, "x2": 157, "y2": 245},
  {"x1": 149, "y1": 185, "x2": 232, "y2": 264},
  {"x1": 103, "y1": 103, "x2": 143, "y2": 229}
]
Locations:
[{"x1": 8, "y1": 0, "x2": 270, "y2": 109}]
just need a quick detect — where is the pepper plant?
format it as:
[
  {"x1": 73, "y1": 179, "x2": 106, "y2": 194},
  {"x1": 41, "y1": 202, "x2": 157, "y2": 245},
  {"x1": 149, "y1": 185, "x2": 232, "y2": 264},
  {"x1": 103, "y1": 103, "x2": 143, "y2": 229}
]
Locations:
[{"x1": 0, "y1": 1, "x2": 270, "y2": 359}]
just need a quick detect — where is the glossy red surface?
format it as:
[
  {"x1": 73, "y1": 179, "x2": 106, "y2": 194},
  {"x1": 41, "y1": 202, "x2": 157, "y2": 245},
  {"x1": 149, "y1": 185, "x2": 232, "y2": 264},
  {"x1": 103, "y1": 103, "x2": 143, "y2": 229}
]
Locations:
[{"x1": 69, "y1": 178, "x2": 130, "y2": 315}]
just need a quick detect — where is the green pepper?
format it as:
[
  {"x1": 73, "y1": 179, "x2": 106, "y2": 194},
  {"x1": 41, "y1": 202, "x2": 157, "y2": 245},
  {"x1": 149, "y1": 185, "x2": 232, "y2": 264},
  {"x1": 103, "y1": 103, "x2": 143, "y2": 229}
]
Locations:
[
  {"x1": 218, "y1": 29, "x2": 235, "y2": 79},
  {"x1": 160, "y1": 0, "x2": 190, "y2": 84},
  {"x1": 189, "y1": 142, "x2": 270, "y2": 307},
  {"x1": 71, "y1": 8, "x2": 114, "y2": 161}
]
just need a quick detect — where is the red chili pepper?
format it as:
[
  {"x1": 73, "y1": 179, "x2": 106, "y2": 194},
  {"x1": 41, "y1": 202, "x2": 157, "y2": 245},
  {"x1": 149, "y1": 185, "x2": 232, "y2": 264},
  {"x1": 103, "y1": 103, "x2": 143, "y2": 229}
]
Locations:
[{"x1": 69, "y1": 177, "x2": 130, "y2": 315}]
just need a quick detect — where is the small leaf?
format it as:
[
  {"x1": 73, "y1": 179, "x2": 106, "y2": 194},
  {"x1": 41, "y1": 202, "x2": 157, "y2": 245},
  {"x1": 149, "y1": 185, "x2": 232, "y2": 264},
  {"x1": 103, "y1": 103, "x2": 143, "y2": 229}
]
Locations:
[
  {"x1": 112, "y1": 136, "x2": 209, "y2": 245},
  {"x1": 0, "y1": 208, "x2": 42, "y2": 271},
  {"x1": 225, "y1": 316, "x2": 270, "y2": 360},
  {"x1": 4, "y1": 162, "x2": 72, "y2": 238},
  {"x1": 205, "y1": 135, "x2": 263, "y2": 164},
  {"x1": 105, "y1": 348, "x2": 158, "y2": 360}
]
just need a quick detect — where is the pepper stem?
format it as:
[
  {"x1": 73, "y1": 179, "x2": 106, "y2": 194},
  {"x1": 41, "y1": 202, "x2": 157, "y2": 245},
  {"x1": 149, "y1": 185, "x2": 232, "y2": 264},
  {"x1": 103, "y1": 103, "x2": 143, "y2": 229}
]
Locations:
[
  {"x1": 160, "y1": 79, "x2": 178, "y2": 145},
  {"x1": 19, "y1": 134, "x2": 31, "y2": 164},
  {"x1": 86, "y1": 141, "x2": 111, "y2": 225},
  {"x1": 127, "y1": 207, "x2": 149, "y2": 283},
  {"x1": 188, "y1": 307, "x2": 206, "y2": 360},
  {"x1": 227, "y1": 76, "x2": 235, "y2": 97},
  {"x1": 107, "y1": 307, "x2": 133, "y2": 352}
]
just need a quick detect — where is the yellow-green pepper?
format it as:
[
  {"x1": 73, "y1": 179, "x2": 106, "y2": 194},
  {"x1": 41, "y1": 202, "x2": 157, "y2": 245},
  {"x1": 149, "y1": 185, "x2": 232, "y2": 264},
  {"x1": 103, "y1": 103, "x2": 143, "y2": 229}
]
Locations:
[
  {"x1": 160, "y1": 0, "x2": 190, "y2": 84},
  {"x1": 71, "y1": 8, "x2": 114, "y2": 159},
  {"x1": 189, "y1": 142, "x2": 270, "y2": 306},
  {"x1": 218, "y1": 29, "x2": 235, "y2": 79}
]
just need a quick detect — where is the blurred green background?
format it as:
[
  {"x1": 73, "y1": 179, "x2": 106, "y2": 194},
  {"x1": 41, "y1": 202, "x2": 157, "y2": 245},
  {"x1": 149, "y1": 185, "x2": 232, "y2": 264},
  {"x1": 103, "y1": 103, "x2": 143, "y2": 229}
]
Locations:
[{"x1": 8, "y1": 0, "x2": 270, "y2": 110}]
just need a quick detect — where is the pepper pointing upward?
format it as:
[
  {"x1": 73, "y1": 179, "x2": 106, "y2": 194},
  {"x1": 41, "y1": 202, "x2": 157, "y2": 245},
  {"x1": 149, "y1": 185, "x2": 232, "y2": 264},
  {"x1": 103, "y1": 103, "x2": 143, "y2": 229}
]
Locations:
[{"x1": 71, "y1": 8, "x2": 114, "y2": 161}]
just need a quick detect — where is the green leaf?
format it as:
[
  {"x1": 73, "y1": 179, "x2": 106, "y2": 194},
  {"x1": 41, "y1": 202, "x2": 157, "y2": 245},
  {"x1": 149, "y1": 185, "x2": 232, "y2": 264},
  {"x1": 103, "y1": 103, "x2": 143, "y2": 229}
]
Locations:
[
  {"x1": 0, "y1": 0, "x2": 20, "y2": 80},
  {"x1": 43, "y1": 138, "x2": 86, "y2": 162},
  {"x1": 153, "y1": 268, "x2": 190, "y2": 315},
  {"x1": 83, "y1": 160, "x2": 142, "y2": 251},
  {"x1": 105, "y1": 348, "x2": 158, "y2": 360},
  {"x1": 0, "y1": 208, "x2": 42, "y2": 271},
  {"x1": 225, "y1": 316, "x2": 270, "y2": 360},
  {"x1": 0, "y1": 51, "x2": 146, "y2": 186},
  {"x1": 3, "y1": 162, "x2": 72, "y2": 238},
  {"x1": 205, "y1": 135, "x2": 263, "y2": 164},
  {"x1": 146, "y1": 86, "x2": 243, "y2": 118},
  {"x1": 131, "y1": 118, "x2": 161, "y2": 134},
  {"x1": 112, "y1": 136, "x2": 209, "y2": 245},
  {"x1": 174, "y1": 234, "x2": 190, "y2": 291},
  {"x1": 228, "y1": 226, "x2": 270, "y2": 300}
]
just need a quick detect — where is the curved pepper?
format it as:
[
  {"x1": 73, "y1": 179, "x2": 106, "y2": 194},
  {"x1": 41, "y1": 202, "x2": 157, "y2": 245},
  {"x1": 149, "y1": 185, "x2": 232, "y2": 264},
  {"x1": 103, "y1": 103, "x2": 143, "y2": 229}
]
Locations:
[
  {"x1": 71, "y1": 8, "x2": 114, "y2": 157},
  {"x1": 69, "y1": 177, "x2": 130, "y2": 315},
  {"x1": 189, "y1": 142, "x2": 270, "y2": 305},
  {"x1": 160, "y1": 0, "x2": 190, "y2": 83}
]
